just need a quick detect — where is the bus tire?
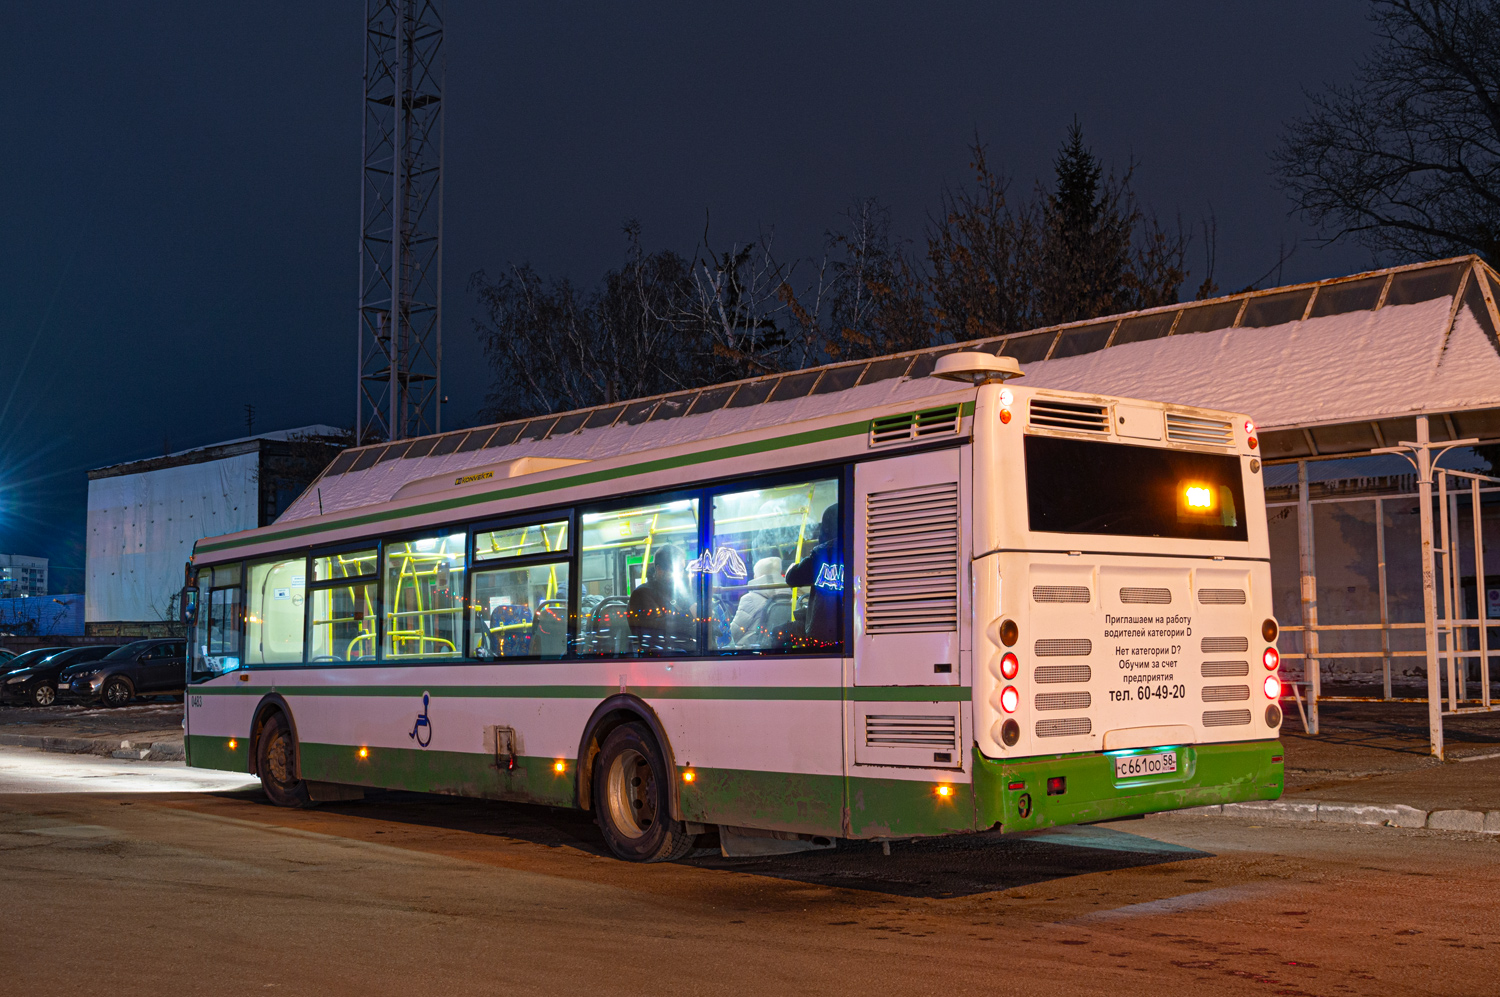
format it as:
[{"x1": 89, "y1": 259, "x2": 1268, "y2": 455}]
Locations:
[
  {"x1": 257, "y1": 712, "x2": 313, "y2": 809},
  {"x1": 593, "y1": 722, "x2": 693, "y2": 863}
]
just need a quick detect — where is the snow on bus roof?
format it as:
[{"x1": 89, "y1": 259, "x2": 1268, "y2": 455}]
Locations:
[{"x1": 282, "y1": 256, "x2": 1500, "y2": 523}]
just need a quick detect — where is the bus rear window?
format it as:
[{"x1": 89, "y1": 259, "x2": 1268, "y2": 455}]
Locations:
[{"x1": 1024, "y1": 435, "x2": 1248, "y2": 542}]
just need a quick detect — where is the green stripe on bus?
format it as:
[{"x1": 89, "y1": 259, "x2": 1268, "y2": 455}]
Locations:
[
  {"x1": 194, "y1": 401, "x2": 975, "y2": 555},
  {"x1": 193, "y1": 683, "x2": 970, "y2": 702}
]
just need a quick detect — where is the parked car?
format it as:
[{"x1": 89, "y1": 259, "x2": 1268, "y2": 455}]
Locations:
[
  {"x1": 57, "y1": 639, "x2": 187, "y2": 707},
  {"x1": 2, "y1": 645, "x2": 121, "y2": 707},
  {"x1": 0, "y1": 648, "x2": 17, "y2": 664},
  {"x1": 0, "y1": 647, "x2": 68, "y2": 706}
]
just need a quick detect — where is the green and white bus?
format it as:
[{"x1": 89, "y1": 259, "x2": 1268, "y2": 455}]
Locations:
[{"x1": 183, "y1": 351, "x2": 1284, "y2": 861}]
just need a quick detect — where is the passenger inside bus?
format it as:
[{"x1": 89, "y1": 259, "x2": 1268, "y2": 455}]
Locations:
[
  {"x1": 729, "y1": 555, "x2": 784, "y2": 648},
  {"x1": 627, "y1": 546, "x2": 696, "y2": 655},
  {"x1": 783, "y1": 503, "x2": 843, "y2": 650}
]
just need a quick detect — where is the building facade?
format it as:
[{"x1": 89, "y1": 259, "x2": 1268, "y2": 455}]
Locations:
[{"x1": 0, "y1": 554, "x2": 47, "y2": 598}]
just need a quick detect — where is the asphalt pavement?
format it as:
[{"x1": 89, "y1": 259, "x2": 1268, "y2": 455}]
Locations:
[{"x1": 1, "y1": 746, "x2": 1496, "y2": 996}]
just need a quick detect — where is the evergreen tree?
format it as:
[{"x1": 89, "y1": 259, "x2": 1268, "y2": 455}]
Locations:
[{"x1": 1037, "y1": 120, "x2": 1133, "y2": 325}]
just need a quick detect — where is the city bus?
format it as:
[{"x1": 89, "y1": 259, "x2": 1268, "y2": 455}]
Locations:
[{"x1": 182, "y1": 351, "x2": 1284, "y2": 861}]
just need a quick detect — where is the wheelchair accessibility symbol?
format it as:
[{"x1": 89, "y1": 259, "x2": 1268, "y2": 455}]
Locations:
[{"x1": 409, "y1": 691, "x2": 433, "y2": 747}]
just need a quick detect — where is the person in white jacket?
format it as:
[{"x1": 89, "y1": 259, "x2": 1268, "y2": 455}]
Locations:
[{"x1": 730, "y1": 555, "x2": 783, "y2": 648}]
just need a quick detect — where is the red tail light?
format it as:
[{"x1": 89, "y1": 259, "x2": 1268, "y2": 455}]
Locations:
[
  {"x1": 1000, "y1": 652, "x2": 1019, "y2": 680},
  {"x1": 1000, "y1": 686, "x2": 1019, "y2": 713},
  {"x1": 1263, "y1": 647, "x2": 1279, "y2": 670},
  {"x1": 1264, "y1": 675, "x2": 1282, "y2": 699}
]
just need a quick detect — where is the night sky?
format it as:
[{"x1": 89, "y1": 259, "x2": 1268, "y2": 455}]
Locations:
[{"x1": 3, "y1": 2, "x2": 1377, "y2": 592}]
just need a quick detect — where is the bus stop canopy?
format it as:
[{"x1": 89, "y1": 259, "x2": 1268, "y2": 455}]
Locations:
[{"x1": 284, "y1": 255, "x2": 1500, "y2": 523}]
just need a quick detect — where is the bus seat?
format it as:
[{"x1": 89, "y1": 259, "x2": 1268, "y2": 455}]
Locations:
[{"x1": 534, "y1": 599, "x2": 568, "y2": 657}]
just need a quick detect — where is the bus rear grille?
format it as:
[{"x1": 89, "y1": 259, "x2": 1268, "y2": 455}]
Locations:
[
  {"x1": 1033, "y1": 585, "x2": 1090, "y2": 603},
  {"x1": 1202, "y1": 709, "x2": 1252, "y2": 727},
  {"x1": 865, "y1": 482, "x2": 959, "y2": 633},
  {"x1": 1202, "y1": 684, "x2": 1250, "y2": 702},
  {"x1": 1201, "y1": 660, "x2": 1249, "y2": 677},
  {"x1": 1120, "y1": 587, "x2": 1172, "y2": 604},
  {"x1": 1035, "y1": 691, "x2": 1091, "y2": 711},
  {"x1": 1166, "y1": 413, "x2": 1234, "y2": 446},
  {"x1": 1036, "y1": 717, "x2": 1093, "y2": 737},
  {"x1": 1029, "y1": 399, "x2": 1109, "y2": 433},
  {"x1": 864, "y1": 714, "x2": 958, "y2": 748},
  {"x1": 869, "y1": 405, "x2": 962, "y2": 446},
  {"x1": 1198, "y1": 588, "x2": 1246, "y2": 604},
  {"x1": 1201, "y1": 636, "x2": 1249, "y2": 653},
  {"x1": 1035, "y1": 664, "x2": 1091, "y2": 684},
  {"x1": 1034, "y1": 638, "x2": 1092, "y2": 657}
]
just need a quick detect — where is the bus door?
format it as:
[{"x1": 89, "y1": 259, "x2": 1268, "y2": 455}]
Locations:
[{"x1": 849, "y1": 448, "x2": 971, "y2": 780}]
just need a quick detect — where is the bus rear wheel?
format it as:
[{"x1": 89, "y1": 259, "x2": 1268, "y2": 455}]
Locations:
[
  {"x1": 593, "y1": 723, "x2": 693, "y2": 863},
  {"x1": 257, "y1": 712, "x2": 313, "y2": 808}
]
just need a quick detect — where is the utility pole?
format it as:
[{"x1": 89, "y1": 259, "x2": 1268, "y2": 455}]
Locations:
[{"x1": 358, "y1": 0, "x2": 444, "y2": 444}]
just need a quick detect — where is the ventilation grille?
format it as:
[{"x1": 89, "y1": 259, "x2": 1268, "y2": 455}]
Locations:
[
  {"x1": 1166, "y1": 412, "x2": 1234, "y2": 446},
  {"x1": 1203, "y1": 709, "x2": 1252, "y2": 727},
  {"x1": 1035, "y1": 691, "x2": 1091, "y2": 711},
  {"x1": 1201, "y1": 660, "x2": 1249, "y2": 678},
  {"x1": 869, "y1": 405, "x2": 962, "y2": 447},
  {"x1": 1033, "y1": 585, "x2": 1090, "y2": 603},
  {"x1": 1029, "y1": 398, "x2": 1109, "y2": 433},
  {"x1": 864, "y1": 714, "x2": 958, "y2": 748},
  {"x1": 1198, "y1": 588, "x2": 1246, "y2": 605},
  {"x1": 1120, "y1": 587, "x2": 1172, "y2": 604},
  {"x1": 1202, "y1": 636, "x2": 1249, "y2": 653},
  {"x1": 1037, "y1": 717, "x2": 1093, "y2": 738},
  {"x1": 1202, "y1": 684, "x2": 1251, "y2": 703},
  {"x1": 1035, "y1": 638, "x2": 1092, "y2": 657},
  {"x1": 1035, "y1": 664, "x2": 1092, "y2": 684},
  {"x1": 865, "y1": 482, "x2": 960, "y2": 633}
]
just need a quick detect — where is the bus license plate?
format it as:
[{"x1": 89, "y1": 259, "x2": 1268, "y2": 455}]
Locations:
[{"x1": 1114, "y1": 751, "x2": 1177, "y2": 778}]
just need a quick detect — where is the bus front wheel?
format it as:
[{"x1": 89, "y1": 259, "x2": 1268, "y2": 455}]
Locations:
[
  {"x1": 257, "y1": 712, "x2": 313, "y2": 808},
  {"x1": 593, "y1": 723, "x2": 693, "y2": 863}
]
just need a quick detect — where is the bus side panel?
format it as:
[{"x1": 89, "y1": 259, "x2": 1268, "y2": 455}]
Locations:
[{"x1": 184, "y1": 680, "x2": 258, "y2": 772}]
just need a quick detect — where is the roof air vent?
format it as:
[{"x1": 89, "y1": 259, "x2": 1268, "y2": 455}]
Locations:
[
  {"x1": 1166, "y1": 412, "x2": 1234, "y2": 446},
  {"x1": 1028, "y1": 398, "x2": 1109, "y2": 433},
  {"x1": 869, "y1": 405, "x2": 962, "y2": 447}
]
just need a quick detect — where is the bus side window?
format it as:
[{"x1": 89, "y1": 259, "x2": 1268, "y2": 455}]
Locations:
[
  {"x1": 708, "y1": 478, "x2": 842, "y2": 654},
  {"x1": 245, "y1": 557, "x2": 306, "y2": 664},
  {"x1": 470, "y1": 519, "x2": 571, "y2": 661},
  {"x1": 383, "y1": 532, "x2": 466, "y2": 659},
  {"x1": 308, "y1": 548, "x2": 378, "y2": 662},
  {"x1": 577, "y1": 497, "x2": 700, "y2": 657}
]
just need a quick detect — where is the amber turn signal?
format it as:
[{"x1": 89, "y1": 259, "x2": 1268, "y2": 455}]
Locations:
[
  {"x1": 1262, "y1": 618, "x2": 1278, "y2": 643},
  {"x1": 999, "y1": 619, "x2": 1018, "y2": 647}
]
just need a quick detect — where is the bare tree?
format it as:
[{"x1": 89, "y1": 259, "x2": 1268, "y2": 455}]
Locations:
[{"x1": 1275, "y1": 0, "x2": 1500, "y2": 261}]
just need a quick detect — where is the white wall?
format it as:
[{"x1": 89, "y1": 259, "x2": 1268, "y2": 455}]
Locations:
[{"x1": 86, "y1": 453, "x2": 260, "y2": 622}]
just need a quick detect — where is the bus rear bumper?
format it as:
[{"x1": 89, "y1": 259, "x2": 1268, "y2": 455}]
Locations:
[{"x1": 974, "y1": 739, "x2": 1284, "y2": 834}]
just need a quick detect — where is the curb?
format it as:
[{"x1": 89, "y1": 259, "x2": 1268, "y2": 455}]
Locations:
[
  {"x1": 1178, "y1": 799, "x2": 1500, "y2": 834},
  {"x1": 0, "y1": 732, "x2": 185, "y2": 762}
]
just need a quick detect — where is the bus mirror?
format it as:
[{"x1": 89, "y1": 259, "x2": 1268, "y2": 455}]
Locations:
[{"x1": 180, "y1": 587, "x2": 198, "y2": 626}]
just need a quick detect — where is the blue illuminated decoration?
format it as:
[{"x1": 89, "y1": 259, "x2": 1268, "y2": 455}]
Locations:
[
  {"x1": 814, "y1": 563, "x2": 845, "y2": 592},
  {"x1": 687, "y1": 545, "x2": 749, "y2": 579}
]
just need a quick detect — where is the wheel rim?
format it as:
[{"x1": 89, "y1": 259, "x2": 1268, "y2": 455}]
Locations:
[
  {"x1": 265, "y1": 728, "x2": 295, "y2": 787},
  {"x1": 34, "y1": 685, "x2": 54, "y2": 707},
  {"x1": 105, "y1": 681, "x2": 128, "y2": 705},
  {"x1": 604, "y1": 747, "x2": 656, "y2": 839}
]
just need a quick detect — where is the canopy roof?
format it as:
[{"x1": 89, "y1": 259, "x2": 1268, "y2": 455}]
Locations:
[{"x1": 283, "y1": 256, "x2": 1500, "y2": 523}]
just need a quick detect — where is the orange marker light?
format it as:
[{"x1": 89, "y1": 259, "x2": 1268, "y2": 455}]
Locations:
[
  {"x1": 553, "y1": 760, "x2": 567, "y2": 773},
  {"x1": 936, "y1": 784, "x2": 953, "y2": 798},
  {"x1": 227, "y1": 738, "x2": 237, "y2": 750},
  {"x1": 999, "y1": 408, "x2": 1012, "y2": 424},
  {"x1": 358, "y1": 746, "x2": 369, "y2": 759},
  {"x1": 682, "y1": 770, "x2": 696, "y2": 783}
]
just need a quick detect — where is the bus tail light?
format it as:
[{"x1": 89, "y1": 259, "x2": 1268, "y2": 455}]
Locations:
[
  {"x1": 1000, "y1": 652, "x2": 1019, "y2": 680},
  {"x1": 1262, "y1": 618, "x2": 1278, "y2": 642},
  {"x1": 1000, "y1": 686, "x2": 1019, "y2": 713},
  {"x1": 1000, "y1": 719, "x2": 1020, "y2": 746},
  {"x1": 1263, "y1": 647, "x2": 1280, "y2": 670},
  {"x1": 1264, "y1": 675, "x2": 1282, "y2": 699}
]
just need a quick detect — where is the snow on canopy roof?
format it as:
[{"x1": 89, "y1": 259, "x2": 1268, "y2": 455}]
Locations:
[{"x1": 282, "y1": 256, "x2": 1500, "y2": 523}]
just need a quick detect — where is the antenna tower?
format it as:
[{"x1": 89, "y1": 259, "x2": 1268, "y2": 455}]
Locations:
[{"x1": 358, "y1": 0, "x2": 444, "y2": 444}]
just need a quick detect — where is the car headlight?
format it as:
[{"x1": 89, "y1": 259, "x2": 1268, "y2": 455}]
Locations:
[{"x1": 5, "y1": 675, "x2": 27, "y2": 684}]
